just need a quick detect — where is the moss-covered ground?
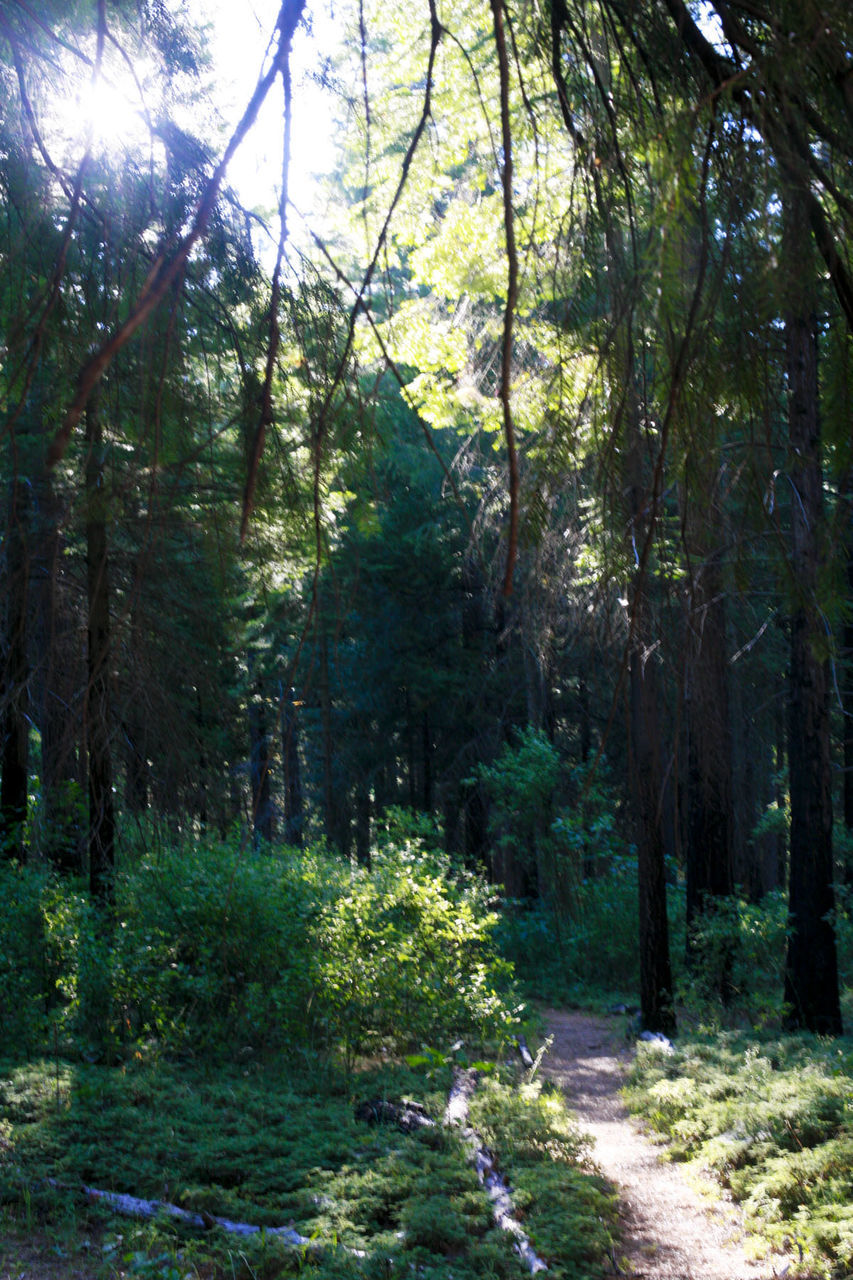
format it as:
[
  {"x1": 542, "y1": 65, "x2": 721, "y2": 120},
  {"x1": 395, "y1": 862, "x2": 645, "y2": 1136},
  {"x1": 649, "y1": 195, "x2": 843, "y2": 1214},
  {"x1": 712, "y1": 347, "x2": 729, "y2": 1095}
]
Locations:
[
  {"x1": 624, "y1": 1030, "x2": 853, "y2": 1278},
  {"x1": 0, "y1": 1051, "x2": 617, "y2": 1280}
]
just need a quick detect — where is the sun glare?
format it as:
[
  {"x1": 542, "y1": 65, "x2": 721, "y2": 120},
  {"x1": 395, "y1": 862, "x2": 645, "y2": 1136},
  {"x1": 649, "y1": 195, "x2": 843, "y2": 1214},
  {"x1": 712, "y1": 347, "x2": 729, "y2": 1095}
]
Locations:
[
  {"x1": 80, "y1": 73, "x2": 154, "y2": 155},
  {"x1": 46, "y1": 47, "x2": 162, "y2": 173},
  {"x1": 42, "y1": 0, "x2": 336, "y2": 250},
  {"x1": 192, "y1": 0, "x2": 337, "y2": 219}
]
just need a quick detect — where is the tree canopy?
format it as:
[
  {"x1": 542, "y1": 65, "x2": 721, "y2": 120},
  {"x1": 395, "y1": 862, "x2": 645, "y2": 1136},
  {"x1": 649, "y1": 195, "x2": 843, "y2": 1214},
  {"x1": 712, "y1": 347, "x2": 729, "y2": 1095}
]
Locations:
[{"x1": 2, "y1": 0, "x2": 853, "y2": 1038}]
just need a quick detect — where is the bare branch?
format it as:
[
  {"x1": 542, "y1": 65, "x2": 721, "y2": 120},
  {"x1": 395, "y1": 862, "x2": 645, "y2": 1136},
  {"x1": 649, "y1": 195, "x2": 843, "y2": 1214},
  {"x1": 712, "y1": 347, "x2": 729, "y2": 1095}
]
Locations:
[
  {"x1": 490, "y1": 0, "x2": 520, "y2": 598},
  {"x1": 44, "y1": 0, "x2": 307, "y2": 470}
]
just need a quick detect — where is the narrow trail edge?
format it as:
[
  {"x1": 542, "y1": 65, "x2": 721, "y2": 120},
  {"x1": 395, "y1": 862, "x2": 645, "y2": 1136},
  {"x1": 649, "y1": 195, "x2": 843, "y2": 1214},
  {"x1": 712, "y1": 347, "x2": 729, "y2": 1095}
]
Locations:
[{"x1": 539, "y1": 1008, "x2": 787, "y2": 1280}]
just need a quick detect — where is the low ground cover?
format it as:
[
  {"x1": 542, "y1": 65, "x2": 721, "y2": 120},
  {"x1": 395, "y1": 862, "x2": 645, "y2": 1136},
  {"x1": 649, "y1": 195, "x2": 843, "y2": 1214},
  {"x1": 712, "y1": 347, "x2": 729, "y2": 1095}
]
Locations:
[
  {"x1": 0, "y1": 1053, "x2": 616, "y2": 1280},
  {"x1": 624, "y1": 1030, "x2": 853, "y2": 1278}
]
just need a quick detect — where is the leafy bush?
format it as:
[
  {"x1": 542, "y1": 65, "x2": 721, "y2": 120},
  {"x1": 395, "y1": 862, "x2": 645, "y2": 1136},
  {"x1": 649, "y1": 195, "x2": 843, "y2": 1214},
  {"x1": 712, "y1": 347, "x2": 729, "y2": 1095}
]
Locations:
[
  {"x1": 115, "y1": 839, "x2": 345, "y2": 1056},
  {"x1": 0, "y1": 862, "x2": 54, "y2": 1053},
  {"x1": 313, "y1": 839, "x2": 516, "y2": 1064},
  {"x1": 0, "y1": 826, "x2": 516, "y2": 1066}
]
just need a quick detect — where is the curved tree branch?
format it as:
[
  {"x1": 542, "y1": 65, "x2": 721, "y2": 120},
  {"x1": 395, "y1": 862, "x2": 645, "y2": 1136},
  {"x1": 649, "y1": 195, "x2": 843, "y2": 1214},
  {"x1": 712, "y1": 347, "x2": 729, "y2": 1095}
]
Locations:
[
  {"x1": 490, "y1": 0, "x2": 520, "y2": 598},
  {"x1": 45, "y1": 0, "x2": 307, "y2": 469}
]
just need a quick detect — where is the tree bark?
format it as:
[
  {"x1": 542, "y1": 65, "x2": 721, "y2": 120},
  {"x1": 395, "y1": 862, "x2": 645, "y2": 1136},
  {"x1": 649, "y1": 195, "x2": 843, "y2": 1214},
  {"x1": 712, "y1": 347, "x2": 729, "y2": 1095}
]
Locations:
[
  {"x1": 422, "y1": 708, "x2": 433, "y2": 812},
  {"x1": 1, "y1": 480, "x2": 30, "y2": 861},
  {"x1": 282, "y1": 686, "x2": 303, "y2": 846},
  {"x1": 35, "y1": 472, "x2": 81, "y2": 872},
  {"x1": 684, "y1": 546, "x2": 735, "y2": 998},
  {"x1": 247, "y1": 655, "x2": 272, "y2": 847},
  {"x1": 355, "y1": 785, "x2": 370, "y2": 865},
  {"x1": 85, "y1": 401, "x2": 115, "y2": 903},
  {"x1": 843, "y1": 467, "x2": 853, "y2": 887},
  {"x1": 123, "y1": 582, "x2": 150, "y2": 818},
  {"x1": 629, "y1": 618, "x2": 676, "y2": 1034},
  {"x1": 782, "y1": 187, "x2": 842, "y2": 1035},
  {"x1": 625, "y1": 390, "x2": 675, "y2": 1034}
]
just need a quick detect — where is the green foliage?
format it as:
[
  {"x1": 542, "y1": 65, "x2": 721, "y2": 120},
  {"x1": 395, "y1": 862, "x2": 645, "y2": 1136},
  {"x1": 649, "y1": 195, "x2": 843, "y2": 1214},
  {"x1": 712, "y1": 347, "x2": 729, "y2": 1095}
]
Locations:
[
  {"x1": 0, "y1": 862, "x2": 53, "y2": 1054},
  {"x1": 674, "y1": 892, "x2": 789, "y2": 1028},
  {"x1": 314, "y1": 832, "x2": 516, "y2": 1065},
  {"x1": 115, "y1": 839, "x2": 343, "y2": 1058},
  {"x1": 625, "y1": 1030, "x2": 853, "y2": 1276},
  {"x1": 0, "y1": 862, "x2": 92, "y2": 1056},
  {"x1": 0, "y1": 831, "x2": 516, "y2": 1067},
  {"x1": 473, "y1": 728, "x2": 561, "y2": 868},
  {"x1": 0, "y1": 1054, "x2": 616, "y2": 1280},
  {"x1": 495, "y1": 766, "x2": 639, "y2": 1001}
]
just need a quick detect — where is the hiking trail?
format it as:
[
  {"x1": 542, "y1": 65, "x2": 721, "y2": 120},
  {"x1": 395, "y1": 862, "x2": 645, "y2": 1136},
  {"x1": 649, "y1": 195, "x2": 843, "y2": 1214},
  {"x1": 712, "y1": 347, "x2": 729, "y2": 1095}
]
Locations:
[{"x1": 540, "y1": 1008, "x2": 783, "y2": 1280}]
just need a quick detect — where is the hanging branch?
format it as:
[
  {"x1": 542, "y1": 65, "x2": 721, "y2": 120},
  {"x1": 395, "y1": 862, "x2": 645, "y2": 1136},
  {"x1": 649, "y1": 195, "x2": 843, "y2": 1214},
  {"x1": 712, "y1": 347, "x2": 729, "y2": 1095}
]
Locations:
[
  {"x1": 489, "y1": 0, "x2": 520, "y2": 598},
  {"x1": 240, "y1": 9, "x2": 295, "y2": 542},
  {"x1": 657, "y1": 0, "x2": 853, "y2": 334},
  {"x1": 0, "y1": 0, "x2": 106, "y2": 440},
  {"x1": 44, "y1": 0, "x2": 307, "y2": 470}
]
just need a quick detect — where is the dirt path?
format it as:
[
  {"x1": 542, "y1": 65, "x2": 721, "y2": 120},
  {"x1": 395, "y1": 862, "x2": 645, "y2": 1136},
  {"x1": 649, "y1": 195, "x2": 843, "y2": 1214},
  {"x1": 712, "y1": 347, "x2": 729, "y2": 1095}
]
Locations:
[{"x1": 540, "y1": 1008, "x2": 779, "y2": 1280}]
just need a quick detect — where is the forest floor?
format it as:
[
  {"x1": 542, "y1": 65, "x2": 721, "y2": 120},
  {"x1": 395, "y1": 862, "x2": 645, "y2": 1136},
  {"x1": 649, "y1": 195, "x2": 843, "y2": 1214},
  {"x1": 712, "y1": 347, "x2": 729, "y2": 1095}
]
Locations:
[
  {"x1": 1, "y1": 1011, "x2": 801, "y2": 1280},
  {"x1": 540, "y1": 1007, "x2": 780, "y2": 1280}
]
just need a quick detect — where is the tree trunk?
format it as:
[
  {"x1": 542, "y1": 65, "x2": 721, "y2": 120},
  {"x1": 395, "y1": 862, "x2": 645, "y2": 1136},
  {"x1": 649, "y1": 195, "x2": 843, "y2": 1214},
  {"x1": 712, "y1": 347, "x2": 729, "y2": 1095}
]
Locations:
[
  {"x1": 684, "y1": 547, "x2": 735, "y2": 999},
  {"x1": 195, "y1": 686, "x2": 208, "y2": 831},
  {"x1": 629, "y1": 611, "x2": 676, "y2": 1034},
  {"x1": 1, "y1": 480, "x2": 29, "y2": 861},
  {"x1": 282, "y1": 686, "x2": 303, "y2": 846},
  {"x1": 843, "y1": 467, "x2": 853, "y2": 887},
  {"x1": 85, "y1": 401, "x2": 115, "y2": 903},
  {"x1": 625, "y1": 390, "x2": 675, "y2": 1034},
  {"x1": 320, "y1": 629, "x2": 347, "y2": 853},
  {"x1": 35, "y1": 472, "x2": 81, "y2": 872},
  {"x1": 123, "y1": 583, "x2": 150, "y2": 818},
  {"x1": 247, "y1": 657, "x2": 272, "y2": 847},
  {"x1": 355, "y1": 785, "x2": 370, "y2": 865},
  {"x1": 405, "y1": 689, "x2": 417, "y2": 809},
  {"x1": 464, "y1": 779, "x2": 488, "y2": 869},
  {"x1": 782, "y1": 187, "x2": 842, "y2": 1035},
  {"x1": 422, "y1": 708, "x2": 433, "y2": 812}
]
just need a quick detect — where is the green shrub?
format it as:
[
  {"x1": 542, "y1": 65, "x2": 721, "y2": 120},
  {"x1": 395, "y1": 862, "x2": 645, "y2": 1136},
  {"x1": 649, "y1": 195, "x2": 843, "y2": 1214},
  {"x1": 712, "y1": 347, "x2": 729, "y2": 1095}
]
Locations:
[
  {"x1": 0, "y1": 862, "x2": 53, "y2": 1053},
  {"x1": 0, "y1": 826, "x2": 516, "y2": 1066},
  {"x1": 626, "y1": 1030, "x2": 853, "y2": 1276},
  {"x1": 313, "y1": 839, "x2": 516, "y2": 1064},
  {"x1": 0, "y1": 863, "x2": 96, "y2": 1055},
  {"x1": 115, "y1": 840, "x2": 345, "y2": 1056}
]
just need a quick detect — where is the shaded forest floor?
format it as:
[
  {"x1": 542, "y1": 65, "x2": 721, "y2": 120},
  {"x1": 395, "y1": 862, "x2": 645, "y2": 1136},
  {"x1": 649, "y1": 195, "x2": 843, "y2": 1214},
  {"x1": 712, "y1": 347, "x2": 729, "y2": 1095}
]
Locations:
[
  {"x1": 7, "y1": 1009, "x2": 851, "y2": 1279},
  {"x1": 540, "y1": 1009, "x2": 777, "y2": 1280}
]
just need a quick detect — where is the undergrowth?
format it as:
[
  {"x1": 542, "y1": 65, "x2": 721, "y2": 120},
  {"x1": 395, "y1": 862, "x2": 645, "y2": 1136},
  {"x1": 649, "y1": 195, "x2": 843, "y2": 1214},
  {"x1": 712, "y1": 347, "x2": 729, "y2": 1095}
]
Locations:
[
  {"x1": 0, "y1": 813, "x2": 516, "y2": 1066},
  {"x1": 0, "y1": 1053, "x2": 617, "y2": 1280},
  {"x1": 624, "y1": 1030, "x2": 853, "y2": 1278}
]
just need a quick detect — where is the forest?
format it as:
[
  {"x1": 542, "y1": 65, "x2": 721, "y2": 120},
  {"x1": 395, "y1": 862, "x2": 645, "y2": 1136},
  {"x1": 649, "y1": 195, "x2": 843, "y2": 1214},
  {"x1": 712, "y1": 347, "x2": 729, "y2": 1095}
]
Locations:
[{"x1": 2, "y1": 0, "x2": 853, "y2": 1277}]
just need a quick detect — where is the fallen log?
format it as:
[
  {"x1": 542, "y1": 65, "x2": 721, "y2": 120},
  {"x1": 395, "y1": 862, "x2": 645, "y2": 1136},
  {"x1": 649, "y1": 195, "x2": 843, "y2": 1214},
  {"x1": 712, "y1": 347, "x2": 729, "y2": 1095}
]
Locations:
[
  {"x1": 516, "y1": 1035, "x2": 535, "y2": 1070},
  {"x1": 444, "y1": 1068, "x2": 548, "y2": 1274},
  {"x1": 355, "y1": 1097, "x2": 435, "y2": 1132},
  {"x1": 51, "y1": 1182, "x2": 315, "y2": 1248}
]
